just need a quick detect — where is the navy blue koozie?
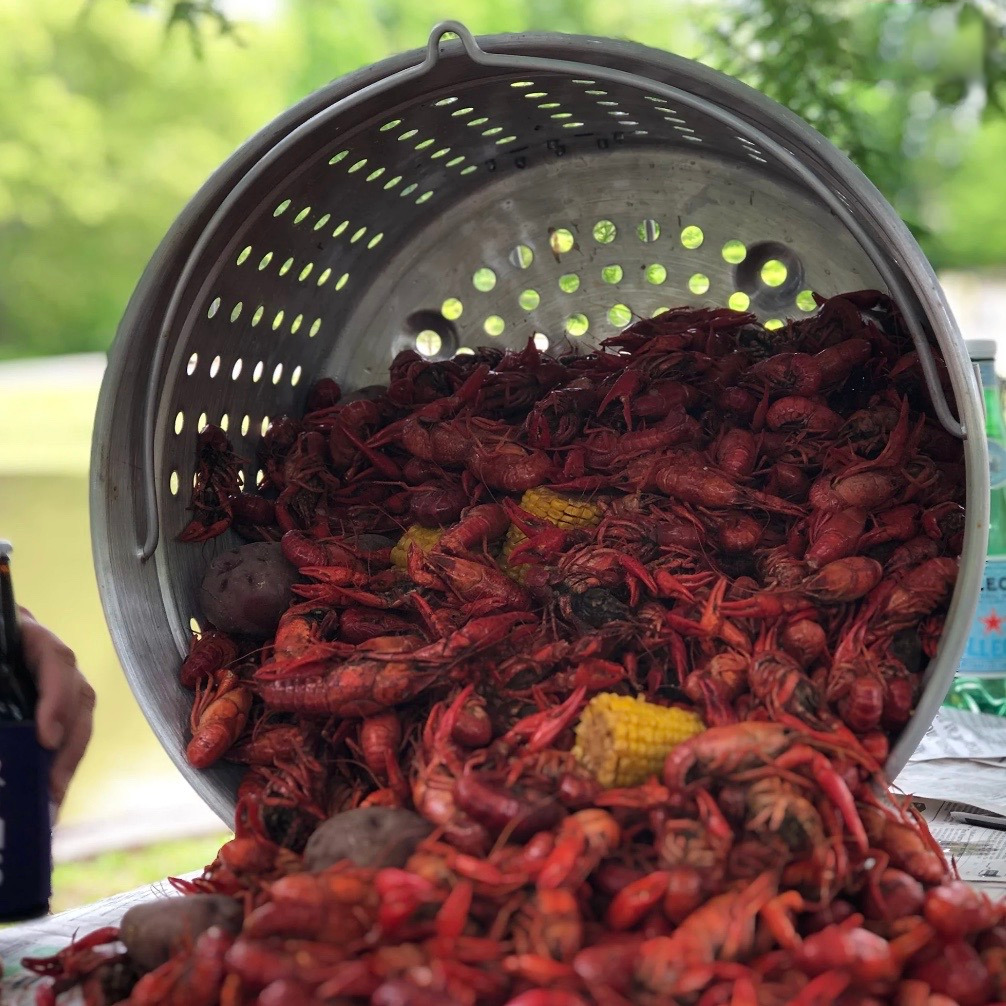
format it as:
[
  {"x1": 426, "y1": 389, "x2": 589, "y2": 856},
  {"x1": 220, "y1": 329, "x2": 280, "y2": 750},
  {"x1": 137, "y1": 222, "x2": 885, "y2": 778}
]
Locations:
[
  {"x1": 0, "y1": 721, "x2": 52, "y2": 921},
  {"x1": 0, "y1": 541, "x2": 52, "y2": 921}
]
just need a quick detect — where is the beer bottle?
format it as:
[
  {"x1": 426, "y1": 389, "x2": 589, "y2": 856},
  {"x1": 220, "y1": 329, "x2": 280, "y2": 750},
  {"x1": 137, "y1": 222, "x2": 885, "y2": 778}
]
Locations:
[{"x1": 0, "y1": 541, "x2": 52, "y2": 921}]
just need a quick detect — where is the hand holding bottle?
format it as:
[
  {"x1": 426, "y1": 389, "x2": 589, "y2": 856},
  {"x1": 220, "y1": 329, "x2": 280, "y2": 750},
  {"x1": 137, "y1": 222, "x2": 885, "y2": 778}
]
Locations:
[{"x1": 18, "y1": 607, "x2": 96, "y2": 806}]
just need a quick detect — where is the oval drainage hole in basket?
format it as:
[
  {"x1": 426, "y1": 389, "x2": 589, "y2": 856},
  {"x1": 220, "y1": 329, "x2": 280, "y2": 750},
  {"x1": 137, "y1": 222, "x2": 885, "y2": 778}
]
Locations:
[
  {"x1": 404, "y1": 310, "x2": 458, "y2": 359},
  {"x1": 509, "y1": 245, "x2": 534, "y2": 269},
  {"x1": 732, "y1": 241, "x2": 804, "y2": 308}
]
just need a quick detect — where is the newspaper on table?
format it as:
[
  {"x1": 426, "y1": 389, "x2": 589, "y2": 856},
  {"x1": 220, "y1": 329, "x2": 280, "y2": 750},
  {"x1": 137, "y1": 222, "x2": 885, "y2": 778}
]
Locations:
[
  {"x1": 908, "y1": 704, "x2": 1006, "y2": 763},
  {"x1": 893, "y1": 706, "x2": 1006, "y2": 895},
  {"x1": 893, "y1": 706, "x2": 1006, "y2": 818}
]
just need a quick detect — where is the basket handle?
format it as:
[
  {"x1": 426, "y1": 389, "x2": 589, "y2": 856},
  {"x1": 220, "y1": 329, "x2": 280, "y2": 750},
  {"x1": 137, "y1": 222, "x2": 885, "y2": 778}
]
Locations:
[{"x1": 135, "y1": 19, "x2": 967, "y2": 562}]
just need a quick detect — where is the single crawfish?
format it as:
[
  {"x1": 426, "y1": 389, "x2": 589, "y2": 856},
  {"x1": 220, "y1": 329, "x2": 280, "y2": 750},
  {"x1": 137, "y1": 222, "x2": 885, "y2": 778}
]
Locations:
[
  {"x1": 229, "y1": 719, "x2": 320, "y2": 771},
  {"x1": 656, "y1": 789, "x2": 733, "y2": 892},
  {"x1": 468, "y1": 441, "x2": 554, "y2": 491},
  {"x1": 744, "y1": 351, "x2": 822, "y2": 398},
  {"x1": 523, "y1": 378, "x2": 601, "y2": 448},
  {"x1": 186, "y1": 668, "x2": 252, "y2": 769},
  {"x1": 713, "y1": 427, "x2": 759, "y2": 478},
  {"x1": 408, "y1": 547, "x2": 531, "y2": 614},
  {"x1": 279, "y1": 528, "x2": 363, "y2": 571},
  {"x1": 389, "y1": 365, "x2": 492, "y2": 464},
  {"x1": 664, "y1": 720, "x2": 873, "y2": 805},
  {"x1": 747, "y1": 637, "x2": 828, "y2": 728},
  {"x1": 632, "y1": 870, "x2": 791, "y2": 999},
  {"x1": 22, "y1": 927, "x2": 127, "y2": 1004},
  {"x1": 179, "y1": 629, "x2": 239, "y2": 690},
  {"x1": 636, "y1": 457, "x2": 804, "y2": 515},
  {"x1": 719, "y1": 556, "x2": 883, "y2": 620},
  {"x1": 256, "y1": 612, "x2": 534, "y2": 716},
  {"x1": 256, "y1": 415, "x2": 302, "y2": 490},
  {"x1": 178, "y1": 425, "x2": 243, "y2": 542},
  {"x1": 554, "y1": 544, "x2": 658, "y2": 606},
  {"x1": 765, "y1": 396, "x2": 844, "y2": 435},
  {"x1": 512, "y1": 888, "x2": 584, "y2": 961},
  {"x1": 273, "y1": 431, "x2": 343, "y2": 537},
  {"x1": 868, "y1": 556, "x2": 958, "y2": 636},
  {"x1": 128, "y1": 926, "x2": 233, "y2": 1006},
  {"x1": 356, "y1": 711, "x2": 403, "y2": 782},
  {"x1": 243, "y1": 865, "x2": 380, "y2": 943},
  {"x1": 436, "y1": 503, "x2": 511, "y2": 554},
  {"x1": 859, "y1": 799, "x2": 950, "y2": 886},
  {"x1": 583, "y1": 412, "x2": 701, "y2": 472},
  {"x1": 536, "y1": 808, "x2": 622, "y2": 890},
  {"x1": 804, "y1": 507, "x2": 868, "y2": 569}
]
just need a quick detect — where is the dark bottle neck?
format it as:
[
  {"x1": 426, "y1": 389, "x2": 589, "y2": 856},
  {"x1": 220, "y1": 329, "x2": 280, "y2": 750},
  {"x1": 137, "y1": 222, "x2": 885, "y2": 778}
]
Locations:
[{"x1": 0, "y1": 552, "x2": 37, "y2": 718}]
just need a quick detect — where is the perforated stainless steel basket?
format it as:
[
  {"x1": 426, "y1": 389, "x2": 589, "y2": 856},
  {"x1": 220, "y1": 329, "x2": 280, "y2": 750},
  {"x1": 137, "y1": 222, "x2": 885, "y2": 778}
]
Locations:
[{"x1": 90, "y1": 22, "x2": 987, "y2": 826}]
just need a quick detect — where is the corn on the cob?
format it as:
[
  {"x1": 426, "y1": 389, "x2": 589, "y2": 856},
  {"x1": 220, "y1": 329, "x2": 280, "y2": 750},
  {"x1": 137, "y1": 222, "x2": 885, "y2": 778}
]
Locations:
[
  {"x1": 391, "y1": 524, "x2": 446, "y2": 568},
  {"x1": 572, "y1": 693, "x2": 705, "y2": 788},
  {"x1": 501, "y1": 487, "x2": 604, "y2": 581}
]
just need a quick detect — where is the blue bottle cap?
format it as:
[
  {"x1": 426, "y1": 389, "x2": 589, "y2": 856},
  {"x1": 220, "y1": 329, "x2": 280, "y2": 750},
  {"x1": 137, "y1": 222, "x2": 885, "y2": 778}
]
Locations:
[{"x1": 967, "y1": 339, "x2": 998, "y2": 363}]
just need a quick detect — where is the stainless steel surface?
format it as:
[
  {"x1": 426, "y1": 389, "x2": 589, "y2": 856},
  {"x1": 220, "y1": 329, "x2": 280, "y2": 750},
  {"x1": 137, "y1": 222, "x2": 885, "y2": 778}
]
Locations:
[{"x1": 91, "y1": 22, "x2": 987, "y2": 826}]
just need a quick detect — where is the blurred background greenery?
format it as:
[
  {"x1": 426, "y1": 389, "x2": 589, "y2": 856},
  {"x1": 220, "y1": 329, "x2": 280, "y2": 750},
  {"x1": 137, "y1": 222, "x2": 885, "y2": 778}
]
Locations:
[{"x1": 1, "y1": 0, "x2": 1004, "y2": 909}]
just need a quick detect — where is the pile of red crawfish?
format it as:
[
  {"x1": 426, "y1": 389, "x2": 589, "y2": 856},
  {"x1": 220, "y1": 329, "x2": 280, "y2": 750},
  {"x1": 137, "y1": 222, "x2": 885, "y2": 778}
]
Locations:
[{"x1": 30, "y1": 290, "x2": 1006, "y2": 1006}]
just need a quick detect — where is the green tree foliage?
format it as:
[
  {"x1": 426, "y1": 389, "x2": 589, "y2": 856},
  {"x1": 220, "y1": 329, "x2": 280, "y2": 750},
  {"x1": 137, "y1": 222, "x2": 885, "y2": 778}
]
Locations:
[
  {"x1": 698, "y1": 0, "x2": 1006, "y2": 267},
  {"x1": 1, "y1": 0, "x2": 1004, "y2": 360},
  {"x1": 0, "y1": 0, "x2": 293, "y2": 359}
]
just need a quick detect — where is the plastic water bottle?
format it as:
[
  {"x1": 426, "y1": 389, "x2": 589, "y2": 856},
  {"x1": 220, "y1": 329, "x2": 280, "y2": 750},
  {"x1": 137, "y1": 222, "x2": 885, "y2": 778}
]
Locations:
[
  {"x1": 944, "y1": 339, "x2": 1006, "y2": 715},
  {"x1": 0, "y1": 540, "x2": 52, "y2": 921}
]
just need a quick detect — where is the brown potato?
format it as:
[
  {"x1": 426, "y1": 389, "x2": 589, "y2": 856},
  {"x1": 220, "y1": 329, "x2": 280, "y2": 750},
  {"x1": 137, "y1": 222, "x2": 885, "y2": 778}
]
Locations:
[
  {"x1": 303, "y1": 808, "x2": 433, "y2": 872},
  {"x1": 120, "y1": 894, "x2": 242, "y2": 973},
  {"x1": 199, "y1": 542, "x2": 299, "y2": 638}
]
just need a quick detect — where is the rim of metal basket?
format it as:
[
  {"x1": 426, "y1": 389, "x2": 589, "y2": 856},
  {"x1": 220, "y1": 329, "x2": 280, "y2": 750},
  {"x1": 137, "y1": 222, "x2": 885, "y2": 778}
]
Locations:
[{"x1": 136, "y1": 20, "x2": 967, "y2": 562}]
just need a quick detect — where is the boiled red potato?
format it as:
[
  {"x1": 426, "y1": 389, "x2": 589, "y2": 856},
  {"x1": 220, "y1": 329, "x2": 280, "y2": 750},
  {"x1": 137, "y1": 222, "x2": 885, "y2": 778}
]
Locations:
[
  {"x1": 302, "y1": 807, "x2": 433, "y2": 871},
  {"x1": 120, "y1": 894, "x2": 242, "y2": 973},
  {"x1": 199, "y1": 542, "x2": 299, "y2": 639}
]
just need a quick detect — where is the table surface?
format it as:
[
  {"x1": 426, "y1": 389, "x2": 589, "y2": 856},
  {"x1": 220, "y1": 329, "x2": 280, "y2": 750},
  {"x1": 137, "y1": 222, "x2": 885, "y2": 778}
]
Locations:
[{"x1": 0, "y1": 876, "x2": 189, "y2": 1003}]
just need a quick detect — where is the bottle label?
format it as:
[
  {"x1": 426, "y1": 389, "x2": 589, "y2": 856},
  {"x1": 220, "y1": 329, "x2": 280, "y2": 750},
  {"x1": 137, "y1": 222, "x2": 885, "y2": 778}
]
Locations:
[
  {"x1": 0, "y1": 722, "x2": 52, "y2": 920},
  {"x1": 961, "y1": 557, "x2": 1006, "y2": 674},
  {"x1": 989, "y1": 440, "x2": 1006, "y2": 490}
]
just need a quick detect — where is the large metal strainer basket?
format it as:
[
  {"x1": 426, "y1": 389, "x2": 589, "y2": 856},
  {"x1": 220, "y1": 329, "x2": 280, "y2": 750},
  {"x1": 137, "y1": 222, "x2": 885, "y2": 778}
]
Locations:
[{"x1": 90, "y1": 22, "x2": 988, "y2": 826}]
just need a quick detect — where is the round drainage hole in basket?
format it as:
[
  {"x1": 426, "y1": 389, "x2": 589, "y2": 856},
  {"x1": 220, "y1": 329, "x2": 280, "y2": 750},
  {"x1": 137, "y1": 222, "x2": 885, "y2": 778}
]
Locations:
[
  {"x1": 510, "y1": 245, "x2": 534, "y2": 269},
  {"x1": 796, "y1": 289, "x2": 818, "y2": 312},
  {"x1": 733, "y1": 241, "x2": 804, "y2": 306},
  {"x1": 549, "y1": 229, "x2": 575, "y2": 255},
  {"x1": 404, "y1": 310, "x2": 458, "y2": 359}
]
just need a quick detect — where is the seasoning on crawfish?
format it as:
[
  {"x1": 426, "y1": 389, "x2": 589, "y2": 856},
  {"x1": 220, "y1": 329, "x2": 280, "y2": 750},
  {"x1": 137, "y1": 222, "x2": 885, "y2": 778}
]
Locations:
[{"x1": 34, "y1": 293, "x2": 1000, "y2": 1006}]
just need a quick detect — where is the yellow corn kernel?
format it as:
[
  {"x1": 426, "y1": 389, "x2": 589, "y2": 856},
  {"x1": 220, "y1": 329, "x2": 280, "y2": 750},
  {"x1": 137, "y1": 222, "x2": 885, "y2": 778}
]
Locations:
[
  {"x1": 391, "y1": 524, "x2": 446, "y2": 568},
  {"x1": 572, "y1": 693, "x2": 705, "y2": 788},
  {"x1": 501, "y1": 487, "x2": 604, "y2": 581}
]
